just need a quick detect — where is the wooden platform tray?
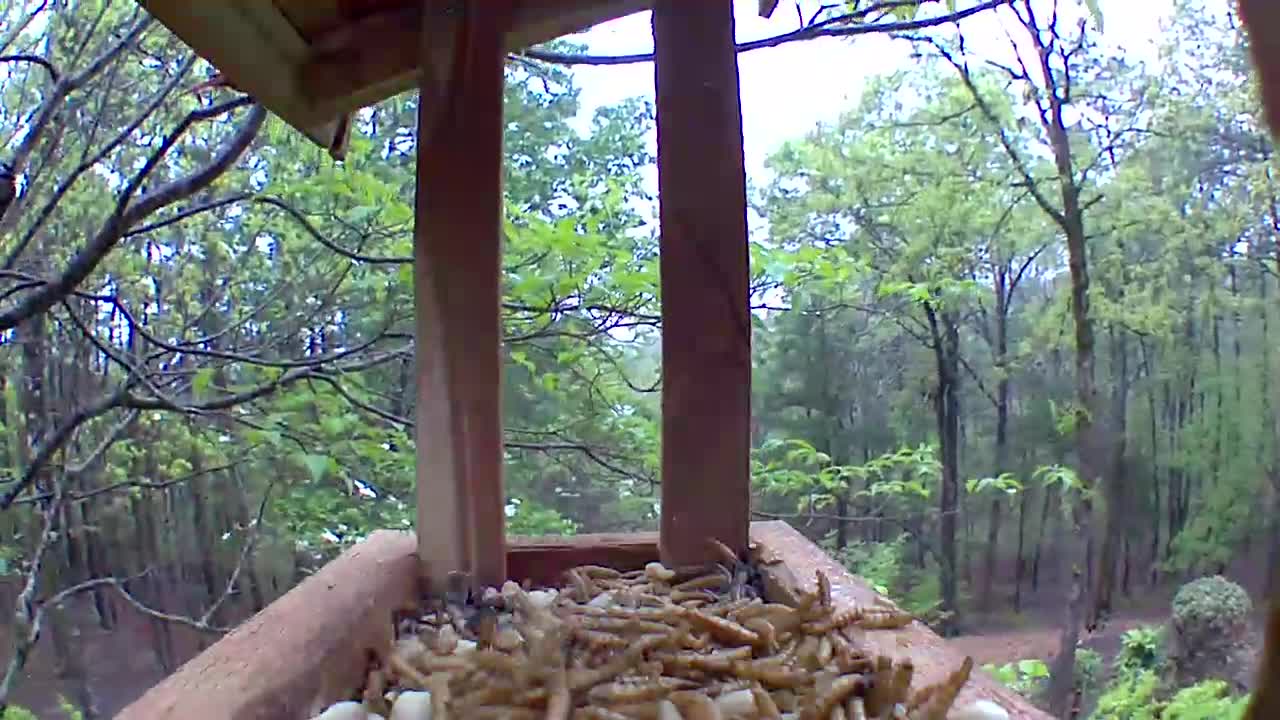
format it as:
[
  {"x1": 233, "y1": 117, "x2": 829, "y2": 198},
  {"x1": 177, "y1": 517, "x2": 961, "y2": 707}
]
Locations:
[{"x1": 117, "y1": 522, "x2": 1050, "y2": 719}]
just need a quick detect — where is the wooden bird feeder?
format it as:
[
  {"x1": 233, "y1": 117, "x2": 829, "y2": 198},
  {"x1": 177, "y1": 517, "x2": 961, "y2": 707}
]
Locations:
[{"x1": 121, "y1": 1, "x2": 1050, "y2": 718}]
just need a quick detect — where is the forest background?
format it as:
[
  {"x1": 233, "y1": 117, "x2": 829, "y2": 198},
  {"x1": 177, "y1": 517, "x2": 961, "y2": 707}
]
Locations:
[{"x1": 0, "y1": 0, "x2": 1274, "y2": 717}]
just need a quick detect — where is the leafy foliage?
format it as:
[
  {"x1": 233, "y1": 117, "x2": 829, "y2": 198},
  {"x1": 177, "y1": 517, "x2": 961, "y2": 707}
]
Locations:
[
  {"x1": 1116, "y1": 626, "x2": 1167, "y2": 677},
  {"x1": 1171, "y1": 576, "x2": 1252, "y2": 633},
  {"x1": 0, "y1": 0, "x2": 1277, "y2": 713},
  {"x1": 1092, "y1": 673, "x2": 1250, "y2": 720},
  {"x1": 983, "y1": 658, "x2": 1050, "y2": 697}
]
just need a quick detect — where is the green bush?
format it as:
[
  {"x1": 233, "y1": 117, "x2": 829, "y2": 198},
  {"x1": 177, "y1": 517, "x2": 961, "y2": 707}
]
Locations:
[
  {"x1": 1075, "y1": 647, "x2": 1104, "y2": 696},
  {"x1": 2, "y1": 707, "x2": 40, "y2": 720},
  {"x1": 1090, "y1": 674, "x2": 1251, "y2": 720},
  {"x1": 1161, "y1": 680, "x2": 1250, "y2": 720},
  {"x1": 983, "y1": 658, "x2": 1050, "y2": 696},
  {"x1": 829, "y1": 536, "x2": 903, "y2": 598},
  {"x1": 1171, "y1": 576, "x2": 1250, "y2": 634},
  {"x1": 1117, "y1": 625, "x2": 1166, "y2": 676},
  {"x1": 1093, "y1": 670, "x2": 1161, "y2": 720}
]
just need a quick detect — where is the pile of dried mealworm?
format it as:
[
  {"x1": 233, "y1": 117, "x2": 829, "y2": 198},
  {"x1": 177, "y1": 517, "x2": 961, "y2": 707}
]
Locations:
[{"x1": 311, "y1": 541, "x2": 985, "y2": 720}]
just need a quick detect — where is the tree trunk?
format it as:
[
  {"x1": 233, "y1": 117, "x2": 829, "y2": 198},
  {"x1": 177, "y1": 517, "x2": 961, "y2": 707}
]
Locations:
[
  {"x1": 983, "y1": 267, "x2": 1012, "y2": 612},
  {"x1": 1030, "y1": 23, "x2": 1101, "y2": 707},
  {"x1": 1032, "y1": 483, "x2": 1053, "y2": 592},
  {"x1": 925, "y1": 304, "x2": 962, "y2": 635},
  {"x1": 1014, "y1": 474, "x2": 1029, "y2": 613},
  {"x1": 1093, "y1": 323, "x2": 1129, "y2": 628}
]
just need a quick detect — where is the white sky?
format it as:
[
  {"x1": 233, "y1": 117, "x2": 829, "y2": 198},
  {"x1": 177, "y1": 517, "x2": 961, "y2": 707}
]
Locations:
[{"x1": 565, "y1": 0, "x2": 1175, "y2": 192}]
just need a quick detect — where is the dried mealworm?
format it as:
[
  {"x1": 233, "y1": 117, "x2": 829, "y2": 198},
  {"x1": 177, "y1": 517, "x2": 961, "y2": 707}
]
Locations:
[
  {"x1": 751, "y1": 682, "x2": 783, "y2": 719},
  {"x1": 805, "y1": 673, "x2": 866, "y2": 720}
]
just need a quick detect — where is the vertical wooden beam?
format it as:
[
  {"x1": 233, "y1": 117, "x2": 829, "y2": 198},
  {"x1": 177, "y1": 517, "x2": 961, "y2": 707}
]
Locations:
[
  {"x1": 652, "y1": 0, "x2": 752, "y2": 567},
  {"x1": 414, "y1": 0, "x2": 509, "y2": 589}
]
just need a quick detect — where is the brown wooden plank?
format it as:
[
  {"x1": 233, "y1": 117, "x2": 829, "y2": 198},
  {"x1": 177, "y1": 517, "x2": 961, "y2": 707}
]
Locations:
[
  {"x1": 508, "y1": 532, "x2": 659, "y2": 585},
  {"x1": 413, "y1": 0, "x2": 510, "y2": 591},
  {"x1": 750, "y1": 521, "x2": 1054, "y2": 720},
  {"x1": 114, "y1": 531, "x2": 661, "y2": 719},
  {"x1": 114, "y1": 531, "x2": 420, "y2": 720},
  {"x1": 652, "y1": 0, "x2": 752, "y2": 567},
  {"x1": 297, "y1": 0, "x2": 649, "y2": 120},
  {"x1": 122, "y1": 525, "x2": 1050, "y2": 718},
  {"x1": 274, "y1": 0, "x2": 343, "y2": 39}
]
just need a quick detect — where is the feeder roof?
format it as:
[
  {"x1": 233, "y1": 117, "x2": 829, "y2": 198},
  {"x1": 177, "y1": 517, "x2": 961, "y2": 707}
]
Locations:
[{"x1": 140, "y1": 0, "x2": 667, "y2": 152}]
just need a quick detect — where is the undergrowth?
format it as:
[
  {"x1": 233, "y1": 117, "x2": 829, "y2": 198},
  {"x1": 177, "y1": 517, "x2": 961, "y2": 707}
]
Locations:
[{"x1": 985, "y1": 624, "x2": 1252, "y2": 718}]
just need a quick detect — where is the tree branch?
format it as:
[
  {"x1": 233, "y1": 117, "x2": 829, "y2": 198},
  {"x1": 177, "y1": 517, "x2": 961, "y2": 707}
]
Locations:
[
  {"x1": 0, "y1": 100, "x2": 266, "y2": 332},
  {"x1": 0, "y1": 53, "x2": 58, "y2": 82},
  {"x1": 519, "y1": 0, "x2": 1011, "y2": 66}
]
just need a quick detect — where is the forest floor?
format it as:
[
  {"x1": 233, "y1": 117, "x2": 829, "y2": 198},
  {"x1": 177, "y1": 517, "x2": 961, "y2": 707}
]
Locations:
[
  {"x1": 950, "y1": 609, "x2": 1166, "y2": 667},
  {"x1": 947, "y1": 580, "x2": 1177, "y2": 667}
]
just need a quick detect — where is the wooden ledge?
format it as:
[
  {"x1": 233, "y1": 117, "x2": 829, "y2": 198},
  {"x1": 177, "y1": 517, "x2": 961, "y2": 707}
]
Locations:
[
  {"x1": 749, "y1": 521, "x2": 1052, "y2": 720},
  {"x1": 116, "y1": 531, "x2": 660, "y2": 720},
  {"x1": 117, "y1": 530, "x2": 420, "y2": 720},
  {"x1": 119, "y1": 524, "x2": 1047, "y2": 719}
]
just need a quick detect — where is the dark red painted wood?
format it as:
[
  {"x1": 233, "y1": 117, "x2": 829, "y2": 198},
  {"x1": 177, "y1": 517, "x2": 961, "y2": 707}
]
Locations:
[{"x1": 651, "y1": 0, "x2": 752, "y2": 566}]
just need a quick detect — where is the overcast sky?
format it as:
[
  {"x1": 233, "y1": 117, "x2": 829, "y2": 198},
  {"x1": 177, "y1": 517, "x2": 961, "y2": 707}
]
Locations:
[{"x1": 564, "y1": 0, "x2": 1176, "y2": 191}]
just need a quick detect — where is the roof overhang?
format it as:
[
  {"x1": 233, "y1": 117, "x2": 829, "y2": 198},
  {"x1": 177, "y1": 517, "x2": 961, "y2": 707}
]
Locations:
[{"x1": 141, "y1": 0, "x2": 651, "y2": 154}]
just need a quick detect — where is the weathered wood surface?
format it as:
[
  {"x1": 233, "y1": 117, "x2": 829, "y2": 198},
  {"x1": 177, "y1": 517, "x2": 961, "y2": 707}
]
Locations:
[
  {"x1": 143, "y1": 0, "x2": 650, "y2": 147},
  {"x1": 652, "y1": 0, "x2": 753, "y2": 567},
  {"x1": 115, "y1": 530, "x2": 421, "y2": 720},
  {"x1": 413, "y1": 0, "x2": 509, "y2": 590},
  {"x1": 508, "y1": 531, "x2": 659, "y2": 585},
  {"x1": 751, "y1": 521, "x2": 1053, "y2": 720},
  {"x1": 114, "y1": 532, "x2": 660, "y2": 719}
]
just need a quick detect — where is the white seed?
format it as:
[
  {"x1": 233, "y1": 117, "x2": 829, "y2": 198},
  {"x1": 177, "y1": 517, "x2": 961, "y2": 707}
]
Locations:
[
  {"x1": 587, "y1": 591, "x2": 615, "y2": 608},
  {"x1": 950, "y1": 700, "x2": 1011, "y2": 720},
  {"x1": 527, "y1": 589, "x2": 558, "y2": 609},
  {"x1": 646, "y1": 562, "x2": 676, "y2": 582},
  {"x1": 432, "y1": 625, "x2": 458, "y2": 655},
  {"x1": 715, "y1": 688, "x2": 757, "y2": 718},
  {"x1": 493, "y1": 625, "x2": 524, "y2": 652},
  {"x1": 389, "y1": 690, "x2": 433, "y2": 720},
  {"x1": 312, "y1": 701, "x2": 367, "y2": 720},
  {"x1": 658, "y1": 699, "x2": 684, "y2": 720}
]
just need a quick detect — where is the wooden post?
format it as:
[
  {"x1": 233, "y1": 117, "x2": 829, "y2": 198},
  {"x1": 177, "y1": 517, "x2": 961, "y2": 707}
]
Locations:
[
  {"x1": 414, "y1": 0, "x2": 509, "y2": 589},
  {"x1": 652, "y1": 0, "x2": 752, "y2": 567}
]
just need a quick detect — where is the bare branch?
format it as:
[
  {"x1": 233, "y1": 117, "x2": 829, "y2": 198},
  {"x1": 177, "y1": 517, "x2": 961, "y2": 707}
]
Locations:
[
  {"x1": 0, "y1": 100, "x2": 266, "y2": 331},
  {"x1": 5, "y1": 53, "x2": 198, "y2": 270},
  {"x1": 200, "y1": 479, "x2": 273, "y2": 626},
  {"x1": 519, "y1": 0, "x2": 1012, "y2": 66},
  {"x1": 0, "y1": 53, "x2": 58, "y2": 82},
  {"x1": 0, "y1": 490, "x2": 62, "y2": 712}
]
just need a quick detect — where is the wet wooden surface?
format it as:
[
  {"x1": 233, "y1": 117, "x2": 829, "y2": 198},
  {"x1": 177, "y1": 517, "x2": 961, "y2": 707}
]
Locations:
[{"x1": 750, "y1": 521, "x2": 1052, "y2": 719}]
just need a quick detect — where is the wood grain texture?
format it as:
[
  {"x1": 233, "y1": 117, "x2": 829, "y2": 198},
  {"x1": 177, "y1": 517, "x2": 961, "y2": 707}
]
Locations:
[
  {"x1": 299, "y1": 0, "x2": 649, "y2": 122},
  {"x1": 750, "y1": 521, "x2": 1054, "y2": 720},
  {"x1": 1240, "y1": 0, "x2": 1280, "y2": 140},
  {"x1": 121, "y1": 524, "x2": 1050, "y2": 719},
  {"x1": 140, "y1": 0, "x2": 346, "y2": 149},
  {"x1": 508, "y1": 532, "x2": 659, "y2": 585},
  {"x1": 114, "y1": 530, "x2": 420, "y2": 720},
  {"x1": 652, "y1": 0, "x2": 753, "y2": 567},
  {"x1": 413, "y1": 0, "x2": 510, "y2": 590}
]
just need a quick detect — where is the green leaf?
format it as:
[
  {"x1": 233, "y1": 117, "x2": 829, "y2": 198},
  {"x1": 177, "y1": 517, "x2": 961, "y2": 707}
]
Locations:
[
  {"x1": 298, "y1": 453, "x2": 331, "y2": 483},
  {"x1": 192, "y1": 368, "x2": 215, "y2": 398}
]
